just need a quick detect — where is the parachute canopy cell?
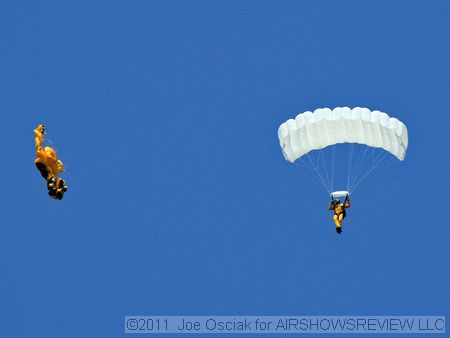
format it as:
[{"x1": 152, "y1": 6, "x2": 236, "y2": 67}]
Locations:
[{"x1": 278, "y1": 107, "x2": 408, "y2": 163}]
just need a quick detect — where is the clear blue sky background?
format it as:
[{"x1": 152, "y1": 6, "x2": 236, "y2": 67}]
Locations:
[{"x1": 1, "y1": 1, "x2": 448, "y2": 337}]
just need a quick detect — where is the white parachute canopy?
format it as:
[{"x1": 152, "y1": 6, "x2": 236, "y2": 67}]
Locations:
[
  {"x1": 278, "y1": 107, "x2": 408, "y2": 162},
  {"x1": 278, "y1": 107, "x2": 408, "y2": 194}
]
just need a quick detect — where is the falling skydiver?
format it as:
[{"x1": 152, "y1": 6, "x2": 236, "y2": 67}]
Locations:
[{"x1": 34, "y1": 124, "x2": 68, "y2": 200}]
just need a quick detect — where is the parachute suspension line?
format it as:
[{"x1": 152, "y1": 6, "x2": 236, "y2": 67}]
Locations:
[
  {"x1": 295, "y1": 158, "x2": 331, "y2": 193},
  {"x1": 311, "y1": 152, "x2": 332, "y2": 193},
  {"x1": 330, "y1": 145, "x2": 336, "y2": 192},
  {"x1": 43, "y1": 132, "x2": 57, "y2": 152},
  {"x1": 319, "y1": 149, "x2": 331, "y2": 193},
  {"x1": 348, "y1": 144, "x2": 370, "y2": 192},
  {"x1": 348, "y1": 143, "x2": 363, "y2": 190},
  {"x1": 350, "y1": 149, "x2": 396, "y2": 193},
  {"x1": 43, "y1": 131, "x2": 67, "y2": 172},
  {"x1": 346, "y1": 143, "x2": 355, "y2": 191},
  {"x1": 351, "y1": 153, "x2": 396, "y2": 194},
  {"x1": 353, "y1": 144, "x2": 366, "y2": 178},
  {"x1": 298, "y1": 163, "x2": 328, "y2": 191},
  {"x1": 306, "y1": 153, "x2": 331, "y2": 193},
  {"x1": 348, "y1": 145, "x2": 376, "y2": 192},
  {"x1": 355, "y1": 146, "x2": 378, "y2": 187},
  {"x1": 44, "y1": 132, "x2": 58, "y2": 153}
]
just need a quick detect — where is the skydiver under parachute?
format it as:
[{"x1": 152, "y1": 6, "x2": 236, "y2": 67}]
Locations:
[
  {"x1": 278, "y1": 107, "x2": 408, "y2": 234},
  {"x1": 34, "y1": 124, "x2": 68, "y2": 200},
  {"x1": 328, "y1": 194, "x2": 350, "y2": 234}
]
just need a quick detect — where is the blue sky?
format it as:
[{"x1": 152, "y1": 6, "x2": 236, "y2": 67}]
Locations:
[{"x1": 1, "y1": 0, "x2": 448, "y2": 337}]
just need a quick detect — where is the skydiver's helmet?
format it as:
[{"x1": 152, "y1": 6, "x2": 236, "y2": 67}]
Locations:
[{"x1": 336, "y1": 227, "x2": 342, "y2": 234}]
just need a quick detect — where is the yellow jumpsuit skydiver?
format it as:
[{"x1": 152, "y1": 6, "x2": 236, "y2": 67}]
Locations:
[
  {"x1": 328, "y1": 197, "x2": 350, "y2": 233},
  {"x1": 34, "y1": 124, "x2": 67, "y2": 200}
]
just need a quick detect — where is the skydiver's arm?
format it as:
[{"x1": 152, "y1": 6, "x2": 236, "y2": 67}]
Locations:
[
  {"x1": 34, "y1": 125, "x2": 45, "y2": 151},
  {"x1": 328, "y1": 202, "x2": 335, "y2": 210},
  {"x1": 342, "y1": 194, "x2": 350, "y2": 208},
  {"x1": 344, "y1": 199, "x2": 351, "y2": 208}
]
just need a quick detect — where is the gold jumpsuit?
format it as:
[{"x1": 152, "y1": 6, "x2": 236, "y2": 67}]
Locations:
[
  {"x1": 34, "y1": 124, "x2": 67, "y2": 199},
  {"x1": 328, "y1": 199, "x2": 351, "y2": 231}
]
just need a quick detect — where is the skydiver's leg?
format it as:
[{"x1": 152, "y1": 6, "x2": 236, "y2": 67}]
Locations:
[
  {"x1": 338, "y1": 213, "x2": 344, "y2": 224},
  {"x1": 334, "y1": 213, "x2": 343, "y2": 233},
  {"x1": 333, "y1": 214, "x2": 341, "y2": 227},
  {"x1": 36, "y1": 162, "x2": 50, "y2": 180}
]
